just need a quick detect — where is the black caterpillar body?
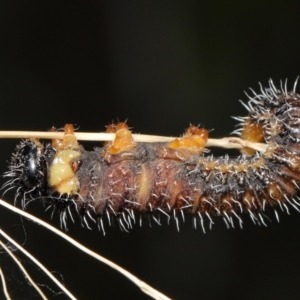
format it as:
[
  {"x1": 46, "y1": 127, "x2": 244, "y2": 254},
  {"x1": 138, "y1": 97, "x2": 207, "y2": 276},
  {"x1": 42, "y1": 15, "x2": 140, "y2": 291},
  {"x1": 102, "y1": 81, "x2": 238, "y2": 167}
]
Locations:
[{"x1": 4, "y1": 80, "x2": 300, "y2": 234}]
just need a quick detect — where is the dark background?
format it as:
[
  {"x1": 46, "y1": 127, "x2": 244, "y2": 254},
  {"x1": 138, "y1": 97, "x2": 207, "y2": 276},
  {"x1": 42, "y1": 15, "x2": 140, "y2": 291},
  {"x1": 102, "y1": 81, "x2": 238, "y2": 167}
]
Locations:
[{"x1": 0, "y1": 1, "x2": 300, "y2": 300}]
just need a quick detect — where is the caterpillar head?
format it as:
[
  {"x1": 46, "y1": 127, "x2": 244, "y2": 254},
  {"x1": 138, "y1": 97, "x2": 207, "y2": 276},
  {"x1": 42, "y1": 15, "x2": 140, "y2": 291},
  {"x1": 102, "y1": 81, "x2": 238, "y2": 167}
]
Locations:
[{"x1": 2, "y1": 139, "x2": 51, "y2": 203}]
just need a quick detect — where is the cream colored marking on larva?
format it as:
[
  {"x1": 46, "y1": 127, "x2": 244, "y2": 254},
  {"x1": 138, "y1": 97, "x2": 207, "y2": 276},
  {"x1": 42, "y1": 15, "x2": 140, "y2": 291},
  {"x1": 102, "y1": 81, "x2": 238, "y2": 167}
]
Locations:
[
  {"x1": 49, "y1": 149, "x2": 81, "y2": 195},
  {"x1": 49, "y1": 124, "x2": 81, "y2": 195},
  {"x1": 136, "y1": 164, "x2": 153, "y2": 210}
]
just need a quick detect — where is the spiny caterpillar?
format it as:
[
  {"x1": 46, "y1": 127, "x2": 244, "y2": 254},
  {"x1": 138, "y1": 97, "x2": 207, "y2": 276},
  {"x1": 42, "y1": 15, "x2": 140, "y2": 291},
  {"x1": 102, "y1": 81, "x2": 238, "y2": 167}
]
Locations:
[{"x1": 4, "y1": 79, "x2": 300, "y2": 235}]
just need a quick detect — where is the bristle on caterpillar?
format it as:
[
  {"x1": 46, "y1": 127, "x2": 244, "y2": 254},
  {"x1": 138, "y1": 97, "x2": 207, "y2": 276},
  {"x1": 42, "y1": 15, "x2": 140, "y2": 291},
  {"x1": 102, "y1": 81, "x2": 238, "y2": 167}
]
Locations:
[{"x1": 4, "y1": 79, "x2": 300, "y2": 235}]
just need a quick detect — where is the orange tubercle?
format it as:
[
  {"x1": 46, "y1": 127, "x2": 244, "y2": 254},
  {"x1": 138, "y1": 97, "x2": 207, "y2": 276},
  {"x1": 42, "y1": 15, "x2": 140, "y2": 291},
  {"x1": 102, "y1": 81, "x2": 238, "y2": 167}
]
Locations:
[
  {"x1": 51, "y1": 124, "x2": 79, "y2": 150},
  {"x1": 106, "y1": 122, "x2": 136, "y2": 154},
  {"x1": 241, "y1": 118, "x2": 264, "y2": 155},
  {"x1": 50, "y1": 126, "x2": 64, "y2": 150},
  {"x1": 63, "y1": 124, "x2": 79, "y2": 149},
  {"x1": 168, "y1": 125, "x2": 208, "y2": 154},
  {"x1": 186, "y1": 125, "x2": 208, "y2": 141},
  {"x1": 106, "y1": 122, "x2": 129, "y2": 133}
]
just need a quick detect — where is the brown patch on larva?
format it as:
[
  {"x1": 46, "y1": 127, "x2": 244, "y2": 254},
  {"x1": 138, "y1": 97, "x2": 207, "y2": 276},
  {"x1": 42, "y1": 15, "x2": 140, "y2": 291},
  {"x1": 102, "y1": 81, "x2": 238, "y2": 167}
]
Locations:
[
  {"x1": 272, "y1": 174, "x2": 297, "y2": 197},
  {"x1": 268, "y1": 182, "x2": 285, "y2": 202},
  {"x1": 279, "y1": 165, "x2": 300, "y2": 182},
  {"x1": 71, "y1": 160, "x2": 79, "y2": 172},
  {"x1": 287, "y1": 144, "x2": 300, "y2": 155},
  {"x1": 242, "y1": 190, "x2": 254, "y2": 210},
  {"x1": 284, "y1": 152, "x2": 300, "y2": 171},
  {"x1": 221, "y1": 194, "x2": 234, "y2": 213}
]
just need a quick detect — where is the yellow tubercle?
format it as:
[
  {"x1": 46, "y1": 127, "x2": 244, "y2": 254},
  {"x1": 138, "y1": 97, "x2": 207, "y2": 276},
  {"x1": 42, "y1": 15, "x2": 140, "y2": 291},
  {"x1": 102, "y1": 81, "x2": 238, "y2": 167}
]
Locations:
[{"x1": 49, "y1": 124, "x2": 81, "y2": 195}]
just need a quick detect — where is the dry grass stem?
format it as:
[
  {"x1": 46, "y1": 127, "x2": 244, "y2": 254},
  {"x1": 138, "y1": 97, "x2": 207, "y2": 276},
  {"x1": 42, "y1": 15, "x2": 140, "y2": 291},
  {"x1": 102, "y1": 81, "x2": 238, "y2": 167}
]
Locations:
[
  {"x1": 0, "y1": 200, "x2": 171, "y2": 300},
  {"x1": 0, "y1": 130, "x2": 267, "y2": 153}
]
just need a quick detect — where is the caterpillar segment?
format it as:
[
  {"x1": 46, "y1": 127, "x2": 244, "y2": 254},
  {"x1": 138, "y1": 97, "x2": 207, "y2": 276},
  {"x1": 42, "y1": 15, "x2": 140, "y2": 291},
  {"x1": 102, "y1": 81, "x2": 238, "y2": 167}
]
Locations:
[{"x1": 68, "y1": 123, "x2": 209, "y2": 232}]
